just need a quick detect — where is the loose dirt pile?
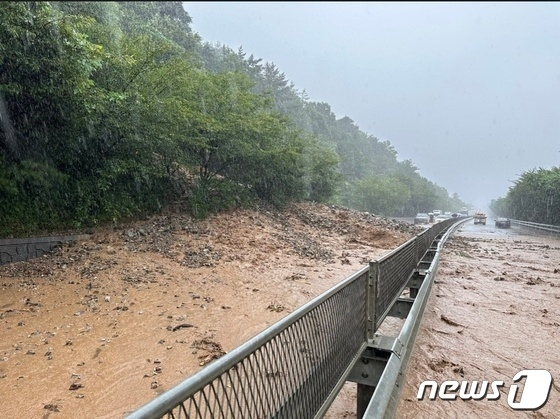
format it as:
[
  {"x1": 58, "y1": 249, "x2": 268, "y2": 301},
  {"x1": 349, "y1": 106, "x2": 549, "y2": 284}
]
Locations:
[
  {"x1": 395, "y1": 227, "x2": 560, "y2": 418},
  {"x1": 0, "y1": 202, "x2": 420, "y2": 419}
]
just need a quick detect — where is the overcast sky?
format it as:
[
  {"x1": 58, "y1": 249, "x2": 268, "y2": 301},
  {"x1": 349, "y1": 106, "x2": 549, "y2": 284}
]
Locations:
[{"x1": 184, "y1": 2, "x2": 560, "y2": 210}]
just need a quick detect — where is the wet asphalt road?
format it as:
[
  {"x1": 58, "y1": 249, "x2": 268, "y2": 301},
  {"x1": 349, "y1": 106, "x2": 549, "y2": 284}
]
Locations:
[
  {"x1": 455, "y1": 217, "x2": 519, "y2": 237},
  {"x1": 394, "y1": 216, "x2": 520, "y2": 238}
]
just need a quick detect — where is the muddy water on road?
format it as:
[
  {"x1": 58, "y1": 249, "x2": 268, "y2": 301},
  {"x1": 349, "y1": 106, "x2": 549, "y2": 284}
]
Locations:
[{"x1": 395, "y1": 222, "x2": 560, "y2": 418}]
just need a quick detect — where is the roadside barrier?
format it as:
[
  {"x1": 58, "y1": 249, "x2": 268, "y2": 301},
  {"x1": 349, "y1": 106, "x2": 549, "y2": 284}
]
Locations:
[
  {"x1": 0, "y1": 234, "x2": 92, "y2": 265},
  {"x1": 509, "y1": 219, "x2": 560, "y2": 236},
  {"x1": 127, "y1": 217, "x2": 470, "y2": 419}
]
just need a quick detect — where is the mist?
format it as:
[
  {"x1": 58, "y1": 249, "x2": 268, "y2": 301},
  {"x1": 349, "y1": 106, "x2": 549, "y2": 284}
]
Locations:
[{"x1": 184, "y1": 2, "x2": 560, "y2": 210}]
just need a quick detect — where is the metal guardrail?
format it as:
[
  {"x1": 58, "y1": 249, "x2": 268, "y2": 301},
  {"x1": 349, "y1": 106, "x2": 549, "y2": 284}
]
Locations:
[
  {"x1": 362, "y1": 217, "x2": 470, "y2": 418},
  {"x1": 368, "y1": 217, "x2": 458, "y2": 332},
  {"x1": 127, "y1": 267, "x2": 369, "y2": 419},
  {"x1": 509, "y1": 219, "x2": 560, "y2": 236},
  {"x1": 127, "y1": 216, "x2": 468, "y2": 419},
  {"x1": 370, "y1": 236, "x2": 416, "y2": 332}
]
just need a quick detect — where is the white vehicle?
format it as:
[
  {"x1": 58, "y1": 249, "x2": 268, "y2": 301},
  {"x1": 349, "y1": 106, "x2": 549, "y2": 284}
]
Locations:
[
  {"x1": 474, "y1": 211, "x2": 487, "y2": 225},
  {"x1": 433, "y1": 210, "x2": 442, "y2": 216}
]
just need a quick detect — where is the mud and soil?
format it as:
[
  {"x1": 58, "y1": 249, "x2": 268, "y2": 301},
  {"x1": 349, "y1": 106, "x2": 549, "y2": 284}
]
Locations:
[
  {"x1": 0, "y1": 202, "x2": 420, "y2": 419},
  {"x1": 395, "y1": 223, "x2": 560, "y2": 419}
]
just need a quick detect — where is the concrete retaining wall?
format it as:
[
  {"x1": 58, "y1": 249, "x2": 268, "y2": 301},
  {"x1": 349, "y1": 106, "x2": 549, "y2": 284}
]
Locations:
[{"x1": 0, "y1": 234, "x2": 92, "y2": 265}]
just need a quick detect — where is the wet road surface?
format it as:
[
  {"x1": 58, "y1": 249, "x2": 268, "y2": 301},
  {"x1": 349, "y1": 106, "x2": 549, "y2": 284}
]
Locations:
[{"x1": 395, "y1": 217, "x2": 560, "y2": 418}]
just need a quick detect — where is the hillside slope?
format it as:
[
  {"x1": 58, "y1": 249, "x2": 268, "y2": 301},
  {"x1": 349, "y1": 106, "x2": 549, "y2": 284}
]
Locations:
[{"x1": 0, "y1": 202, "x2": 421, "y2": 418}]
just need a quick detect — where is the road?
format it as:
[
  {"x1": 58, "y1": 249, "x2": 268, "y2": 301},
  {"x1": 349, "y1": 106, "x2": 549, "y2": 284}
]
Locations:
[
  {"x1": 395, "y1": 217, "x2": 560, "y2": 418},
  {"x1": 457, "y1": 217, "x2": 518, "y2": 237},
  {"x1": 396, "y1": 216, "x2": 520, "y2": 237}
]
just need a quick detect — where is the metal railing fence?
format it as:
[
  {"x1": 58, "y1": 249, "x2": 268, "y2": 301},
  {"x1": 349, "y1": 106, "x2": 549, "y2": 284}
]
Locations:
[
  {"x1": 370, "y1": 217, "x2": 460, "y2": 330},
  {"x1": 127, "y1": 267, "x2": 370, "y2": 419},
  {"x1": 371, "y1": 237, "x2": 417, "y2": 330},
  {"x1": 509, "y1": 219, "x2": 560, "y2": 236},
  {"x1": 127, "y1": 216, "x2": 467, "y2": 419},
  {"x1": 415, "y1": 228, "x2": 434, "y2": 261},
  {"x1": 363, "y1": 218, "x2": 468, "y2": 418}
]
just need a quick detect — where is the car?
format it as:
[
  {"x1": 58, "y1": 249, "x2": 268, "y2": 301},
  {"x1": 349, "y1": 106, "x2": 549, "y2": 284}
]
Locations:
[
  {"x1": 414, "y1": 213, "x2": 430, "y2": 225},
  {"x1": 435, "y1": 214, "x2": 451, "y2": 223},
  {"x1": 473, "y1": 211, "x2": 487, "y2": 225},
  {"x1": 495, "y1": 218, "x2": 511, "y2": 228}
]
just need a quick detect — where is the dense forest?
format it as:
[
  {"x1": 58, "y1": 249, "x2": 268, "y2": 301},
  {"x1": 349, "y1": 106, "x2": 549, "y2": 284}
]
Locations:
[
  {"x1": 490, "y1": 167, "x2": 560, "y2": 225},
  {"x1": 0, "y1": 1, "x2": 470, "y2": 237}
]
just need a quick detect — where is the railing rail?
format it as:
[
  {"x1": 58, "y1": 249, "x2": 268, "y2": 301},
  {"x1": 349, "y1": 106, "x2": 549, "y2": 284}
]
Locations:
[
  {"x1": 509, "y1": 219, "x2": 560, "y2": 235},
  {"x1": 127, "y1": 267, "x2": 370, "y2": 419},
  {"x1": 362, "y1": 217, "x2": 470, "y2": 418},
  {"x1": 127, "y1": 216, "x2": 469, "y2": 419},
  {"x1": 370, "y1": 216, "x2": 460, "y2": 331}
]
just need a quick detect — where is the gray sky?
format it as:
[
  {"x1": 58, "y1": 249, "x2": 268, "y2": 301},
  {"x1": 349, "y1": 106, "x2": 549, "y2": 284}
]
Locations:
[{"x1": 184, "y1": 2, "x2": 560, "y2": 210}]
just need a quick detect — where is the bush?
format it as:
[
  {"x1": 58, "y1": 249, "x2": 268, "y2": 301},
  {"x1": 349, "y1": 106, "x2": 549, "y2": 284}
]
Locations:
[{"x1": 186, "y1": 177, "x2": 253, "y2": 219}]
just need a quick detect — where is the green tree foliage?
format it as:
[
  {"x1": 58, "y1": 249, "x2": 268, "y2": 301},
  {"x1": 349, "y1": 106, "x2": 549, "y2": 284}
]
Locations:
[
  {"x1": 117, "y1": 1, "x2": 200, "y2": 53},
  {"x1": 0, "y1": 2, "x2": 103, "y2": 164},
  {"x1": 489, "y1": 196, "x2": 508, "y2": 217},
  {"x1": 0, "y1": 2, "x2": 104, "y2": 232},
  {"x1": 490, "y1": 167, "x2": 560, "y2": 225},
  {"x1": 0, "y1": 1, "x2": 345, "y2": 236},
  {"x1": 352, "y1": 175, "x2": 410, "y2": 216},
  {"x1": 181, "y1": 3, "x2": 473, "y2": 217},
  {"x1": 0, "y1": 1, "x2": 468, "y2": 236}
]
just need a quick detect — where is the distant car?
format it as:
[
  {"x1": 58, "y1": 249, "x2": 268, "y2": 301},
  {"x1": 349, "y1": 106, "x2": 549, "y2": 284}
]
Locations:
[
  {"x1": 435, "y1": 214, "x2": 451, "y2": 223},
  {"x1": 495, "y1": 218, "x2": 511, "y2": 228},
  {"x1": 414, "y1": 213, "x2": 430, "y2": 225},
  {"x1": 473, "y1": 211, "x2": 487, "y2": 225}
]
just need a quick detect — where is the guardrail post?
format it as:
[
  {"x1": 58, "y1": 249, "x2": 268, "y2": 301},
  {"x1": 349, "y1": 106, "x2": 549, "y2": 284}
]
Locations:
[
  {"x1": 410, "y1": 237, "x2": 419, "y2": 298},
  {"x1": 357, "y1": 384, "x2": 376, "y2": 419},
  {"x1": 357, "y1": 261, "x2": 380, "y2": 419},
  {"x1": 367, "y1": 261, "x2": 379, "y2": 342},
  {"x1": 409, "y1": 273, "x2": 420, "y2": 299}
]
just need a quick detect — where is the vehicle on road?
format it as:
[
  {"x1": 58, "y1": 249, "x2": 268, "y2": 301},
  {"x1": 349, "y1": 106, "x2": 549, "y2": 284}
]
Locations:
[
  {"x1": 495, "y1": 217, "x2": 511, "y2": 228},
  {"x1": 435, "y1": 214, "x2": 451, "y2": 223},
  {"x1": 473, "y1": 211, "x2": 487, "y2": 225},
  {"x1": 414, "y1": 213, "x2": 430, "y2": 225}
]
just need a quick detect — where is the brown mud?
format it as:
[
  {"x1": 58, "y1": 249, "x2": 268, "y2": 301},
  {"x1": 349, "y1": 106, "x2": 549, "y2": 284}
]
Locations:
[
  {"x1": 0, "y1": 202, "x2": 419, "y2": 419},
  {"x1": 395, "y1": 225, "x2": 560, "y2": 419}
]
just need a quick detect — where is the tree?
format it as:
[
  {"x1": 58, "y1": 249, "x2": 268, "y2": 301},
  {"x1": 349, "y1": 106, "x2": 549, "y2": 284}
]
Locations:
[
  {"x1": 495, "y1": 167, "x2": 560, "y2": 224},
  {"x1": 352, "y1": 175, "x2": 410, "y2": 216}
]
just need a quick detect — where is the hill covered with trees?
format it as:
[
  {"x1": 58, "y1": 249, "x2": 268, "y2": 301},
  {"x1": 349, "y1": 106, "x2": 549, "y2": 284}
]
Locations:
[
  {"x1": 0, "y1": 1, "x2": 469, "y2": 237},
  {"x1": 490, "y1": 167, "x2": 560, "y2": 225}
]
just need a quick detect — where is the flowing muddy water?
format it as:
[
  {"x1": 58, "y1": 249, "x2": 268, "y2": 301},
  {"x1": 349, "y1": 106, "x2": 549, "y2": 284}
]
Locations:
[
  {"x1": 2, "y1": 212, "x2": 558, "y2": 419},
  {"x1": 394, "y1": 222, "x2": 560, "y2": 419},
  {"x1": 0, "y1": 203, "x2": 420, "y2": 419},
  {"x1": 325, "y1": 222, "x2": 560, "y2": 419}
]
